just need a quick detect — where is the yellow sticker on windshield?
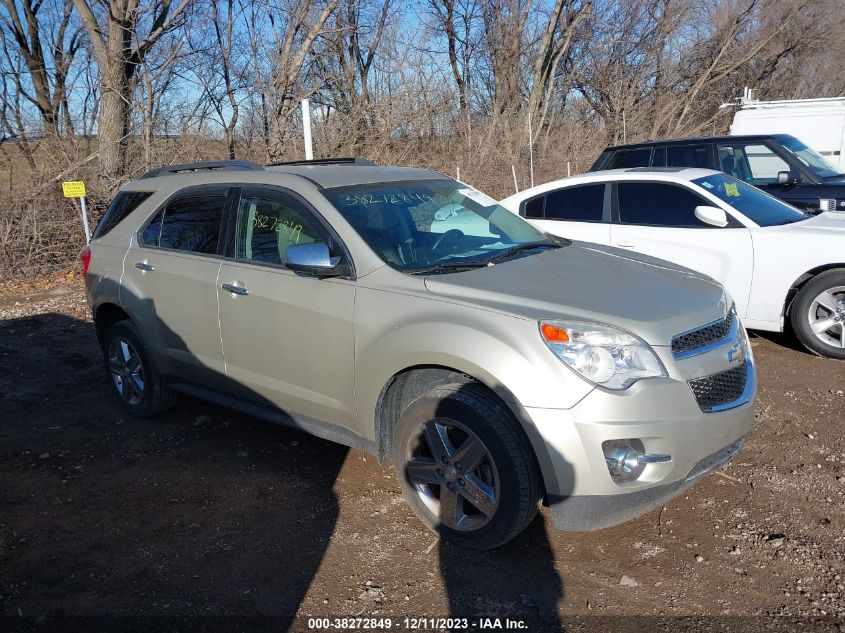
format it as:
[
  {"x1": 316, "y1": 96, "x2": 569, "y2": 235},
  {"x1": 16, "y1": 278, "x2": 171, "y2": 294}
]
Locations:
[{"x1": 724, "y1": 182, "x2": 740, "y2": 197}]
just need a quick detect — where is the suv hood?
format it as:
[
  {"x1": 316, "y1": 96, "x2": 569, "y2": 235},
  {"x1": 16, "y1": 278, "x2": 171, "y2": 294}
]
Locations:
[{"x1": 424, "y1": 243, "x2": 729, "y2": 346}]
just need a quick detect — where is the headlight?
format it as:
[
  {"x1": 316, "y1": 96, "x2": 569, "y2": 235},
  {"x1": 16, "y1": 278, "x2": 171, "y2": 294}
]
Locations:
[{"x1": 539, "y1": 320, "x2": 667, "y2": 390}]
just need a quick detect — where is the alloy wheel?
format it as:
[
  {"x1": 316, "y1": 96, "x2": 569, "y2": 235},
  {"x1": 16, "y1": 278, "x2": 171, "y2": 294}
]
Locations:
[
  {"x1": 807, "y1": 285, "x2": 845, "y2": 349},
  {"x1": 108, "y1": 337, "x2": 145, "y2": 405},
  {"x1": 405, "y1": 418, "x2": 500, "y2": 531}
]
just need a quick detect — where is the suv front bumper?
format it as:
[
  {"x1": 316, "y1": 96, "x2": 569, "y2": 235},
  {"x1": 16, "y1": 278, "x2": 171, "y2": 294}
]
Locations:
[{"x1": 518, "y1": 365, "x2": 755, "y2": 531}]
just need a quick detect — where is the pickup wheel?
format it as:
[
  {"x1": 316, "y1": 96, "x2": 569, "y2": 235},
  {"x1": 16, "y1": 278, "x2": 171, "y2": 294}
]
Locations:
[
  {"x1": 103, "y1": 320, "x2": 178, "y2": 417},
  {"x1": 791, "y1": 270, "x2": 845, "y2": 360},
  {"x1": 392, "y1": 383, "x2": 542, "y2": 550}
]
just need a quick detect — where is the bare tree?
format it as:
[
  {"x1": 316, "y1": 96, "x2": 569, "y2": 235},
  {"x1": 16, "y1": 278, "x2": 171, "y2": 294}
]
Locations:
[
  {"x1": 0, "y1": 0, "x2": 83, "y2": 137},
  {"x1": 70, "y1": 0, "x2": 193, "y2": 180},
  {"x1": 266, "y1": 0, "x2": 338, "y2": 161}
]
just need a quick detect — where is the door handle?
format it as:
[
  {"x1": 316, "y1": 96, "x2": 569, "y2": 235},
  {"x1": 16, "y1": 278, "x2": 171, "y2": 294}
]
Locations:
[
  {"x1": 615, "y1": 241, "x2": 636, "y2": 248},
  {"x1": 221, "y1": 282, "x2": 249, "y2": 296},
  {"x1": 134, "y1": 261, "x2": 155, "y2": 271}
]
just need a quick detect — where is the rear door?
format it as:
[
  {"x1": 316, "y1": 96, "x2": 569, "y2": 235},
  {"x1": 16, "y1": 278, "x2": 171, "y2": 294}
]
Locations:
[
  {"x1": 609, "y1": 181, "x2": 755, "y2": 316},
  {"x1": 520, "y1": 183, "x2": 610, "y2": 245},
  {"x1": 216, "y1": 186, "x2": 357, "y2": 428},
  {"x1": 121, "y1": 185, "x2": 234, "y2": 386}
]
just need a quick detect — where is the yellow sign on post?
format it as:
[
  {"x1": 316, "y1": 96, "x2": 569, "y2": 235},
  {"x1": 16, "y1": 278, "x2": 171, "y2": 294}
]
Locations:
[
  {"x1": 62, "y1": 180, "x2": 90, "y2": 243},
  {"x1": 62, "y1": 180, "x2": 86, "y2": 198}
]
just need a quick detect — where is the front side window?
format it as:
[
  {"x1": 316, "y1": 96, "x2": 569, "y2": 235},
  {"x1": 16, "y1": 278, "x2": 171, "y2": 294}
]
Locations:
[
  {"x1": 143, "y1": 190, "x2": 227, "y2": 254},
  {"x1": 717, "y1": 143, "x2": 790, "y2": 185},
  {"x1": 617, "y1": 182, "x2": 713, "y2": 228},
  {"x1": 606, "y1": 148, "x2": 651, "y2": 169},
  {"x1": 693, "y1": 173, "x2": 807, "y2": 226},
  {"x1": 544, "y1": 184, "x2": 605, "y2": 222},
  {"x1": 322, "y1": 179, "x2": 552, "y2": 272},
  {"x1": 234, "y1": 191, "x2": 324, "y2": 265}
]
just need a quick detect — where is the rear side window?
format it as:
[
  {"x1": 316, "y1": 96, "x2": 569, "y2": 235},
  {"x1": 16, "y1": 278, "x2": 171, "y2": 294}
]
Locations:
[
  {"x1": 617, "y1": 182, "x2": 712, "y2": 228},
  {"x1": 141, "y1": 190, "x2": 228, "y2": 254},
  {"x1": 544, "y1": 185, "x2": 605, "y2": 222},
  {"x1": 93, "y1": 191, "x2": 153, "y2": 238},
  {"x1": 606, "y1": 149, "x2": 651, "y2": 169},
  {"x1": 665, "y1": 144, "x2": 710, "y2": 168},
  {"x1": 522, "y1": 196, "x2": 545, "y2": 218}
]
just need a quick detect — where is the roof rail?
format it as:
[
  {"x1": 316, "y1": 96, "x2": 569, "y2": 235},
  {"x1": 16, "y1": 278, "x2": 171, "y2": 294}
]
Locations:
[
  {"x1": 266, "y1": 157, "x2": 375, "y2": 167},
  {"x1": 140, "y1": 159, "x2": 265, "y2": 179}
]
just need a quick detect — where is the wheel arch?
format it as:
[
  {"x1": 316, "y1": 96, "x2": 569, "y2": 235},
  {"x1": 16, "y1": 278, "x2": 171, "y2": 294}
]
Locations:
[
  {"x1": 93, "y1": 302, "x2": 132, "y2": 349},
  {"x1": 373, "y1": 364, "x2": 553, "y2": 500},
  {"x1": 784, "y1": 263, "x2": 845, "y2": 320}
]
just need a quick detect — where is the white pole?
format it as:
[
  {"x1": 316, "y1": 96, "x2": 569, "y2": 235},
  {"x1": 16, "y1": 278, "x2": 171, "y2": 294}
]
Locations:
[
  {"x1": 622, "y1": 110, "x2": 627, "y2": 144},
  {"x1": 80, "y1": 196, "x2": 91, "y2": 244},
  {"x1": 528, "y1": 112, "x2": 534, "y2": 188},
  {"x1": 302, "y1": 98, "x2": 313, "y2": 160},
  {"x1": 567, "y1": 161, "x2": 571, "y2": 177},
  {"x1": 456, "y1": 166, "x2": 461, "y2": 182},
  {"x1": 511, "y1": 165, "x2": 519, "y2": 193}
]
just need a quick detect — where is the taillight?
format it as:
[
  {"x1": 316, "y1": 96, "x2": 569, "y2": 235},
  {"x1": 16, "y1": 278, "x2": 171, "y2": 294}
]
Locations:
[{"x1": 80, "y1": 245, "x2": 92, "y2": 278}]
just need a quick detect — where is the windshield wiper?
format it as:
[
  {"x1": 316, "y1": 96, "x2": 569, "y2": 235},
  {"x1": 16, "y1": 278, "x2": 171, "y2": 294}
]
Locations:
[
  {"x1": 405, "y1": 260, "x2": 489, "y2": 275},
  {"x1": 484, "y1": 241, "x2": 560, "y2": 265}
]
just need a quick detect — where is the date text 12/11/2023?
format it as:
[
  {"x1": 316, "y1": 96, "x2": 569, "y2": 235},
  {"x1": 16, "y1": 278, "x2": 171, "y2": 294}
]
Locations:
[{"x1": 306, "y1": 617, "x2": 529, "y2": 630}]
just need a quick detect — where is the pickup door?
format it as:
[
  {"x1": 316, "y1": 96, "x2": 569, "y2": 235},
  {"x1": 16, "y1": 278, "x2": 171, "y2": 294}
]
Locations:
[{"x1": 608, "y1": 181, "x2": 755, "y2": 318}]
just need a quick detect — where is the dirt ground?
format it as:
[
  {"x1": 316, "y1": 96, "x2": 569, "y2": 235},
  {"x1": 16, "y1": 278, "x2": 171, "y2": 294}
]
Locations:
[{"x1": 1, "y1": 278, "x2": 843, "y2": 632}]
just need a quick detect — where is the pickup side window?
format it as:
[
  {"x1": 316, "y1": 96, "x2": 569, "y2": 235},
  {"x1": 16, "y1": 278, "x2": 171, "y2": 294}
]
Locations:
[
  {"x1": 617, "y1": 182, "x2": 715, "y2": 228},
  {"x1": 717, "y1": 143, "x2": 791, "y2": 185},
  {"x1": 605, "y1": 148, "x2": 651, "y2": 169},
  {"x1": 665, "y1": 144, "x2": 710, "y2": 169},
  {"x1": 544, "y1": 184, "x2": 605, "y2": 222}
]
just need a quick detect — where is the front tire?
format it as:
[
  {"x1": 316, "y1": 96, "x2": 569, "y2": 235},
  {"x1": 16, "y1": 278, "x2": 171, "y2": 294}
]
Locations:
[
  {"x1": 103, "y1": 320, "x2": 178, "y2": 417},
  {"x1": 392, "y1": 383, "x2": 542, "y2": 550},
  {"x1": 790, "y1": 270, "x2": 845, "y2": 360}
]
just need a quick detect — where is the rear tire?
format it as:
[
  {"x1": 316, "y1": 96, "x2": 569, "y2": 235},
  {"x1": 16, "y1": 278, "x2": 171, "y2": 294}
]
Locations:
[
  {"x1": 391, "y1": 382, "x2": 542, "y2": 550},
  {"x1": 102, "y1": 320, "x2": 178, "y2": 417},
  {"x1": 790, "y1": 270, "x2": 845, "y2": 360}
]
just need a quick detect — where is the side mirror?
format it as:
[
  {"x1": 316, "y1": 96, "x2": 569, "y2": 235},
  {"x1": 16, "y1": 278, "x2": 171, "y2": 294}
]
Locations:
[
  {"x1": 777, "y1": 170, "x2": 799, "y2": 185},
  {"x1": 286, "y1": 243, "x2": 344, "y2": 277},
  {"x1": 694, "y1": 205, "x2": 729, "y2": 228}
]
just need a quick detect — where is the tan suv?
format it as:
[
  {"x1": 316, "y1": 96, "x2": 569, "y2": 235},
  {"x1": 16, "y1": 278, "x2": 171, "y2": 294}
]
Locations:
[{"x1": 83, "y1": 158, "x2": 756, "y2": 549}]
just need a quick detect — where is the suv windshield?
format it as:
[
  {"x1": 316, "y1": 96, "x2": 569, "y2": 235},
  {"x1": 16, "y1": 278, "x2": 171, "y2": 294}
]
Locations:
[
  {"x1": 693, "y1": 173, "x2": 808, "y2": 226},
  {"x1": 777, "y1": 136, "x2": 840, "y2": 178},
  {"x1": 323, "y1": 179, "x2": 554, "y2": 272}
]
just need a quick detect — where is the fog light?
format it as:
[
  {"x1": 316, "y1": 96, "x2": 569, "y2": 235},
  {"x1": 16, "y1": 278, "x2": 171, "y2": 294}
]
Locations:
[{"x1": 602, "y1": 439, "x2": 671, "y2": 483}]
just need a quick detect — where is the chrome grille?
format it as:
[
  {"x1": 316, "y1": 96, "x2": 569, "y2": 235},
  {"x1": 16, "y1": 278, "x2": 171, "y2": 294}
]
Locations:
[
  {"x1": 688, "y1": 361, "x2": 748, "y2": 412},
  {"x1": 672, "y1": 309, "x2": 735, "y2": 358}
]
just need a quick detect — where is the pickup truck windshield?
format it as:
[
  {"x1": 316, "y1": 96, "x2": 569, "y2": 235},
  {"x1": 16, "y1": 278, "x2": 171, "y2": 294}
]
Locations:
[
  {"x1": 693, "y1": 173, "x2": 808, "y2": 226},
  {"x1": 777, "y1": 136, "x2": 840, "y2": 179},
  {"x1": 323, "y1": 179, "x2": 553, "y2": 272}
]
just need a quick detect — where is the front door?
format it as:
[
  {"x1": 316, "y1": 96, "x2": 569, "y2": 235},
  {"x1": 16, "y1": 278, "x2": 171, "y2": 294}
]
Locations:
[
  {"x1": 217, "y1": 186, "x2": 357, "y2": 429},
  {"x1": 609, "y1": 181, "x2": 755, "y2": 317},
  {"x1": 716, "y1": 141, "x2": 820, "y2": 212}
]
